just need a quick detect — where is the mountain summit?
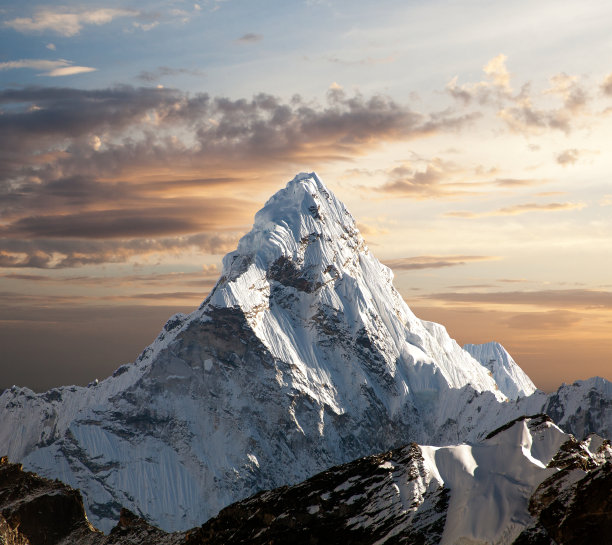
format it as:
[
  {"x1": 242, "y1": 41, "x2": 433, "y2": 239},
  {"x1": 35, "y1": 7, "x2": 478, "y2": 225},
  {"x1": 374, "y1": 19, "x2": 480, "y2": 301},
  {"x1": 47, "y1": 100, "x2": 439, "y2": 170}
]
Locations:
[{"x1": 0, "y1": 173, "x2": 610, "y2": 532}]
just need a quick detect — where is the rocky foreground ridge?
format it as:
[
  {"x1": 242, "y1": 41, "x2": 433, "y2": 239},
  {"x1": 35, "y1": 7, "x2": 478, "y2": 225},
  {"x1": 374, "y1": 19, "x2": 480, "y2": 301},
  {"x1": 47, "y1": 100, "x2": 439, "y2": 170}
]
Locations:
[
  {"x1": 1, "y1": 415, "x2": 611, "y2": 545},
  {"x1": 0, "y1": 173, "x2": 611, "y2": 532}
]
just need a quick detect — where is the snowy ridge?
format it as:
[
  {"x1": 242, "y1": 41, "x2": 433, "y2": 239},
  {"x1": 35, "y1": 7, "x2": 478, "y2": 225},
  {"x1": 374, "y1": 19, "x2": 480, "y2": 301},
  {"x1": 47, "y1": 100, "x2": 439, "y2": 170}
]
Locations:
[
  {"x1": 189, "y1": 414, "x2": 612, "y2": 545},
  {"x1": 421, "y1": 416, "x2": 566, "y2": 544},
  {"x1": 464, "y1": 341, "x2": 537, "y2": 399},
  {"x1": 0, "y1": 172, "x2": 610, "y2": 533}
]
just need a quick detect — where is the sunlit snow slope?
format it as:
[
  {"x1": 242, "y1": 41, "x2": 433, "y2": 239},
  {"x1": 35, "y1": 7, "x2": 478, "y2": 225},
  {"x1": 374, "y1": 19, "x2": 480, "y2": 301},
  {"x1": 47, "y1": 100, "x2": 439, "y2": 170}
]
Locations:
[{"x1": 0, "y1": 173, "x2": 610, "y2": 532}]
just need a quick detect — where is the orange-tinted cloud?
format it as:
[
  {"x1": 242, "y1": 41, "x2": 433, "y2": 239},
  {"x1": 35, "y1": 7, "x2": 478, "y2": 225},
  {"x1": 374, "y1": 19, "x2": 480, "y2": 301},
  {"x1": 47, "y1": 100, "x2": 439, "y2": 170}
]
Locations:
[
  {"x1": 385, "y1": 255, "x2": 499, "y2": 270},
  {"x1": 423, "y1": 288, "x2": 612, "y2": 309},
  {"x1": 0, "y1": 85, "x2": 480, "y2": 269},
  {"x1": 445, "y1": 201, "x2": 585, "y2": 218}
]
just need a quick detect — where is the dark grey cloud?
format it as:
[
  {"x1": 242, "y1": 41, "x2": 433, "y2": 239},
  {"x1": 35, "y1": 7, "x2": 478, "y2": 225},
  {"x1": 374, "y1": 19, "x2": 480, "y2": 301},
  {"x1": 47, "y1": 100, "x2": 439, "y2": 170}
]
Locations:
[
  {"x1": 0, "y1": 86, "x2": 182, "y2": 143},
  {"x1": 3, "y1": 209, "x2": 200, "y2": 239},
  {"x1": 0, "y1": 84, "x2": 479, "y2": 269},
  {"x1": 0, "y1": 232, "x2": 238, "y2": 268}
]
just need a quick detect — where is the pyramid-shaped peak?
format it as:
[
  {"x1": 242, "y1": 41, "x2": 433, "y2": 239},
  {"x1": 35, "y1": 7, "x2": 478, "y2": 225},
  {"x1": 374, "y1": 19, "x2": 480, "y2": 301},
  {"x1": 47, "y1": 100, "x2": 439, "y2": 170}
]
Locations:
[
  {"x1": 219, "y1": 173, "x2": 362, "y2": 282},
  {"x1": 253, "y1": 171, "x2": 354, "y2": 232}
]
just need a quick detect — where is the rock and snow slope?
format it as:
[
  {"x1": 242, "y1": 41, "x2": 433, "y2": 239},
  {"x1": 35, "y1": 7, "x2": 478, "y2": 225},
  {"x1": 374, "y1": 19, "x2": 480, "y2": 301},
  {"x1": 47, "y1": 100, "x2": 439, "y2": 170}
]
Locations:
[
  {"x1": 3, "y1": 416, "x2": 610, "y2": 545},
  {"x1": 189, "y1": 415, "x2": 612, "y2": 545},
  {"x1": 0, "y1": 172, "x2": 610, "y2": 533}
]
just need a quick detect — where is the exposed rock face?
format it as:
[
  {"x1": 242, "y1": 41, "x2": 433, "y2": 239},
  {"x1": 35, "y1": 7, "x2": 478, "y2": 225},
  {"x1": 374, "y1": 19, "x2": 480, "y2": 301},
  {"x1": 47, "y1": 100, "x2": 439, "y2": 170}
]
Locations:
[
  {"x1": 0, "y1": 455, "x2": 98, "y2": 545},
  {"x1": 188, "y1": 444, "x2": 449, "y2": 545}
]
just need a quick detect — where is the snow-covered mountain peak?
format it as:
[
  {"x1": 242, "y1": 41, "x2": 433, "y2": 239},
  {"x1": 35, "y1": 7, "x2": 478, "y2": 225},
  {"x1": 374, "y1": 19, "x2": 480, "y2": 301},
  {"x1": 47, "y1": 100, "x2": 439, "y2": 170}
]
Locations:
[
  {"x1": 8, "y1": 172, "x2": 610, "y2": 534},
  {"x1": 464, "y1": 341, "x2": 537, "y2": 399},
  {"x1": 217, "y1": 171, "x2": 367, "y2": 289}
]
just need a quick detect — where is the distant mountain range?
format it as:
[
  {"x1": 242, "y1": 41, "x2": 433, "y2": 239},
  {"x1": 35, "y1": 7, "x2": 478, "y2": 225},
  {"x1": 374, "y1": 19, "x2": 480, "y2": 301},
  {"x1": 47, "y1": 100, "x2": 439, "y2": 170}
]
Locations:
[{"x1": 1, "y1": 173, "x2": 610, "y2": 539}]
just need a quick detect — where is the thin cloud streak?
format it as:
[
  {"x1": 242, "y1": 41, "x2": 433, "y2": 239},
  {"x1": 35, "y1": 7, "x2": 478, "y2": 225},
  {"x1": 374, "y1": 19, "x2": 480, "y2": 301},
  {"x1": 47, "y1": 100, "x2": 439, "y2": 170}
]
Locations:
[
  {"x1": 445, "y1": 201, "x2": 585, "y2": 218},
  {"x1": 385, "y1": 255, "x2": 499, "y2": 270},
  {"x1": 0, "y1": 59, "x2": 97, "y2": 77},
  {"x1": 424, "y1": 289, "x2": 612, "y2": 309}
]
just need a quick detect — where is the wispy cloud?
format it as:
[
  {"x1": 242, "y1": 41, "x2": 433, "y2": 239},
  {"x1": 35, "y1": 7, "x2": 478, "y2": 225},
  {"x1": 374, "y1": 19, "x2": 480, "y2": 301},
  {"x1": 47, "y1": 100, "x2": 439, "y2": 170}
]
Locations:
[
  {"x1": 0, "y1": 59, "x2": 96, "y2": 77},
  {"x1": 371, "y1": 157, "x2": 545, "y2": 200},
  {"x1": 424, "y1": 289, "x2": 612, "y2": 309},
  {"x1": 503, "y1": 310, "x2": 583, "y2": 330},
  {"x1": 384, "y1": 255, "x2": 499, "y2": 271},
  {"x1": 137, "y1": 66, "x2": 206, "y2": 82},
  {"x1": 236, "y1": 32, "x2": 263, "y2": 43},
  {"x1": 4, "y1": 8, "x2": 139, "y2": 37},
  {"x1": 445, "y1": 201, "x2": 585, "y2": 218}
]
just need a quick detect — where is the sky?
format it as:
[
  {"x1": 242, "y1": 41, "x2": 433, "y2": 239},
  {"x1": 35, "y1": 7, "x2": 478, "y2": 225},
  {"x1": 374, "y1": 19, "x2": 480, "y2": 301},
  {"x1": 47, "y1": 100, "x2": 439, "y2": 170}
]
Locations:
[{"x1": 1, "y1": 0, "x2": 611, "y2": 392}]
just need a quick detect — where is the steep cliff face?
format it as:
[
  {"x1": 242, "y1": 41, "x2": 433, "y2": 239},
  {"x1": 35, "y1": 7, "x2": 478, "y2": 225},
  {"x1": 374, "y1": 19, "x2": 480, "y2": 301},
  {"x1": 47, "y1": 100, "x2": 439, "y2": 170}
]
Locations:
[{"x1": 0, "y1": 173, "x2": 609, "y2": 533}]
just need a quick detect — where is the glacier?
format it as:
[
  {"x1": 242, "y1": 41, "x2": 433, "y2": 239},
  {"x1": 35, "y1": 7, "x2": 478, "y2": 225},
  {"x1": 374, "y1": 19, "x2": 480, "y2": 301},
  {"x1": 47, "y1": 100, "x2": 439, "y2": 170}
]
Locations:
[{"x1": 0, "y1": 172, "x2": 610, "y2": 532}]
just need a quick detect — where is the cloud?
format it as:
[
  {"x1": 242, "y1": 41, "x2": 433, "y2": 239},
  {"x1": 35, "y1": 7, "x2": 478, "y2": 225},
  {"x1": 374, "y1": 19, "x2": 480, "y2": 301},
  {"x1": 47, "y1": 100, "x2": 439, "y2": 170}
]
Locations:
[
  {"x1": 47, "y1": 65, "x2": 97, "y2": 77},
  {"x1": 556, "y1": 148, "x2": 580, "y2": 166},
  {"x1": 445, "y1": 54, "x2": 513, "y2": 105},
  {"x1": 46, "y1": 43, "x2": 56, "y2": 50},
  {"x1": 384, "y1": 255, "x2": 499, "y2": 271},
  {"x1": 0, "y1": 232, "x2": 239, "y2": 269},
  {"x1": 0, "y1": 269, "x2": 219, "y2": 287},
  {"x1": 492, "y1": 178, "x2": 547, "y2": 188},
  {"x1": 600, "y1": 195, "x2": 612, "y2": 206},
  {"x1": 378, "y1": 162, "x2": 446, "y2": 198},
  {"x1": 371, "y1": 157, "x2": 544, "y2": 200},
  {"x1": 424, "y1": 289, "x2": 612, "y2": 309},
  {"x1": 132, "y1": 21, "x2": 159, "y2": 32},
  {"x1": 447, "y1": 56, "x2": 590, "y2": 135},
  {"x1": 503, "y1": 310, "x2": 583, "y2": 330},
  {"x1": 602, "y1": 73, "x2": 612, "y2": 96},
  {"x1": 445, "y1": 201, "x2": 585, "y2": 218},
  {"x1": 322, "y1": 54, "x2": 395, "y2": 66},
  {"x1": 0, "y1": 85, "x2": 486, "y2": 269},
  {"x1": 0, "y1": 59, "x2": 96, "y2": 77},
  {"x1": 236, "y1": 33, "x2": 263, "y2": 43},
  {"x1": 137, "y1": 66, "x2": 206, "y2": 82},
  {"x1": 4, "y1": 8, "x2": 139, "y2": 37}
]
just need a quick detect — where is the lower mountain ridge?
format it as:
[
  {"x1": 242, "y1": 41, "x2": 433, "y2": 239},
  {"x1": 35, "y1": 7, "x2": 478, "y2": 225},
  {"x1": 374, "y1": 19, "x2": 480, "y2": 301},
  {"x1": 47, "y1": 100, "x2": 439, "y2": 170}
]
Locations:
[
  {"x1": 0, "y1": 173, "x2": 611, "y2": 532},
  {"x1": 1, "y1": 416, "x2": 610, "y2": 545}
]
